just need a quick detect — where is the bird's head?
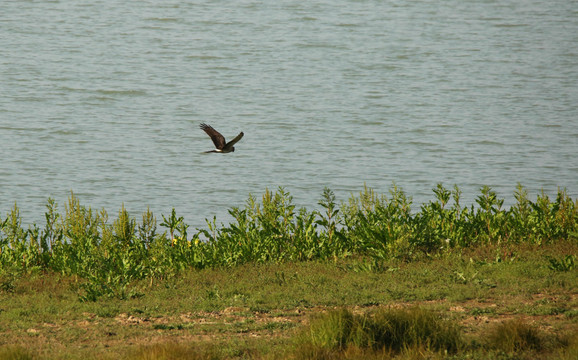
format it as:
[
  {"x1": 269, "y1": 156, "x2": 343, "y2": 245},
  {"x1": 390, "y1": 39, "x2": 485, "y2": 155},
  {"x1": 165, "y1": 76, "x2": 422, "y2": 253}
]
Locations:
[{"x1": 231, "y1": 147, "x2": 235, "y2": 152}]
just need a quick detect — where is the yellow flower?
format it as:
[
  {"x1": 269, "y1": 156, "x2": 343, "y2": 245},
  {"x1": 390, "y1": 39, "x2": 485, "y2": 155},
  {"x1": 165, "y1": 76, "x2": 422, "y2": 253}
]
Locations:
[{"x1": 172, "y1": 236, "x2": 183, "y2": 246}]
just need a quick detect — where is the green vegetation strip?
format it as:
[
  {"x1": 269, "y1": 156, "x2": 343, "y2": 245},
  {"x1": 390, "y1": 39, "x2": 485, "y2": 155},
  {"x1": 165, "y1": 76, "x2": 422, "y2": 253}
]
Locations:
[{"x1": 0, "y1": 184, "x2": 576, "y2": 358}]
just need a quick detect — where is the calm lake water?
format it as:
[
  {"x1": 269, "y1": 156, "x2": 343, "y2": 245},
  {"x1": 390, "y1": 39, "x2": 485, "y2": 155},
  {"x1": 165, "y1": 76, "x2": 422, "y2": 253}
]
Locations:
[{"x1": 1, "y1": 0, "x2": 577, "y2": 229}]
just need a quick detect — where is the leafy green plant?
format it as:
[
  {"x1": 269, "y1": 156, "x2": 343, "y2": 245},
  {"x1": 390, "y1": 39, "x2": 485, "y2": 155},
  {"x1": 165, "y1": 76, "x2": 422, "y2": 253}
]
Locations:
[
  {"x1": 62, "y1": 192, "x2": 101, "y2": 244},
  {"x1": 475, "y1": 185, "x2": 507, "y2": 243},
  {"x1": 160, "y1": 208, "x2": 184, "y2": 243},
  {"x1": 0, "y1": 272, "x2": 17, "y2": 293},
  {"x1": 113, "y1": 204, "x2": 136, "y2": 247},
  {"x1": 138, "y1": 207, "x2": 157, "y2": 247},
  {"x1": 317, "y1": 187, "x2": 341, "y2": 246},
  {"x1": 414, "y1": 184, "x2": 459, "y2": 252},
  {"x1": 342, "y1": 184, "x2": 413, "y2": 259},
  {"x1": 547, "y1": 255, "x2": 576, "y2": 272},
  {"x1": 1, "y1": 203, "x2": 27, "y2": 248}
]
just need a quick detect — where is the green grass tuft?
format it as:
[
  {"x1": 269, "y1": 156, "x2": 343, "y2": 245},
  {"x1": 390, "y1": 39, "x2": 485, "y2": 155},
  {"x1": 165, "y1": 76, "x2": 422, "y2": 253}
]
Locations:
[
  {"x1": 297, "y1": 307, "x2": 462, "y2": 357},
  {"x1": 127, "y1": 343, "x2": 213, "y2": 360},
  {"x1": 486, "y1": 319, "x2": 543, "y2": 353},
  {"x1": 0, "y1": 346, "x2": 35, "y2": 360}
]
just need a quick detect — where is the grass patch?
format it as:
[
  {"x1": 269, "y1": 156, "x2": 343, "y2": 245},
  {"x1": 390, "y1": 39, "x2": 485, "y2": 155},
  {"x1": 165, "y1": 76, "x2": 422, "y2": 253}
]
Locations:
[
  {"x1": 127, "y1": 342, "x2": 216, "y2": 360},
  {"x1": 486, "y1": 319, "x2": 543, "y2": 353},
  {"x1": 296, "y1": 307, "x2": 462, "y2": 355},
  {"x1": 0, "y1": 250, "x2": 575, "y2": 359},
  {"x1": 0, "y1": 346, "x2": 35, "y2": 360}
]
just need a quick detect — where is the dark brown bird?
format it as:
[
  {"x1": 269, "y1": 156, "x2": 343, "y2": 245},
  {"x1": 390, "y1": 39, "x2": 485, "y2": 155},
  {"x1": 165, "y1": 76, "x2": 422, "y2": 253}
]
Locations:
[{"x1": 199, "y1": 123, "x2": 244, "y2": 153}]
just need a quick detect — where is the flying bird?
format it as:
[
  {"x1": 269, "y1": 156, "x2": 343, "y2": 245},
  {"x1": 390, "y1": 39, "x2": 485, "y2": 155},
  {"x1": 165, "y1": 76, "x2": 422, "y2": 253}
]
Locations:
[{"x1": 199, "y1": 123, "x2": 244, "y2": 153}]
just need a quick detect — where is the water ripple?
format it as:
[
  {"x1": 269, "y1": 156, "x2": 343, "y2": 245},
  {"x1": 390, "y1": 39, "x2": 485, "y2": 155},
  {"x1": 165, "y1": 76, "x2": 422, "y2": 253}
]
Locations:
[{"x1": 0, "y1": 0, "x2": 576, "y2": 228}]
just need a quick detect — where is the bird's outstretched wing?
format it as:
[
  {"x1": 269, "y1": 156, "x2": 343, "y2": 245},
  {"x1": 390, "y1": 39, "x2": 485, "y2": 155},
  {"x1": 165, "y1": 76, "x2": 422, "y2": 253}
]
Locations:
[
  {"x1": 223, "y1": 132, "x2": 244, "y2": 151},
  {"x1": 200, "y1": 123, "x2": 226, "y2": 150}
]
